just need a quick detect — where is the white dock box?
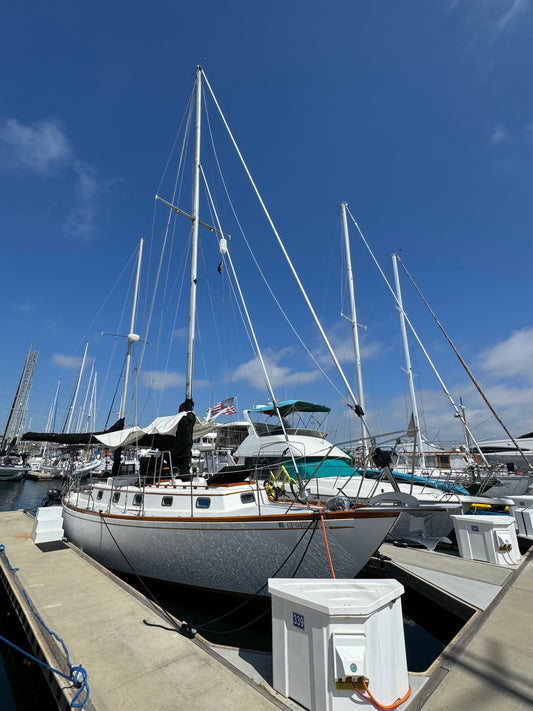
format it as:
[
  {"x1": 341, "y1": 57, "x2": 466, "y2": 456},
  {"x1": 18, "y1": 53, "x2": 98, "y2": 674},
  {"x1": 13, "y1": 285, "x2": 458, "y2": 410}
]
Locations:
[
  {"x1": 268, "y1": 578, "x2": 408, "y2": 711},
  {"x1": 451, "y1": 514, "x2": 520, "y2": 565},
  {"x1": 31, "y1": 506, "x2": 64, "y2": 544},
  {"x1": 507, "y1": 495, "x2": 533, "y2": 537}
]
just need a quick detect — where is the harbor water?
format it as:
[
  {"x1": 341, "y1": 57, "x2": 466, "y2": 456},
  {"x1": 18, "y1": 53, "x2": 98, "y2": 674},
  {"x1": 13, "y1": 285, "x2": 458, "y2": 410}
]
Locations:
[
  {"x1": 0, "y1": 479, "x2": 59, "y2": 711},
  {"x1": 0, "y1": 478, "x2": 457, "y2": 710}
]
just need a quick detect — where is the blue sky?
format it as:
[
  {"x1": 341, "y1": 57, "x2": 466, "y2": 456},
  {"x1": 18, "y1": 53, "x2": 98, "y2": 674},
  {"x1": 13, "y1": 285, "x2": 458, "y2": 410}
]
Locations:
[{"x1": 1, "y1": 1, "x2": 533, "y2": 447}]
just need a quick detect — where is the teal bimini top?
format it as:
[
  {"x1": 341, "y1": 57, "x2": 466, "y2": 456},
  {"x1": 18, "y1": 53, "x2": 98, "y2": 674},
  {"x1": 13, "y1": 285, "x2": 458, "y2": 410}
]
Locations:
[{"x1": 249, "y1": 400, "x2": 331, "y2": 417}]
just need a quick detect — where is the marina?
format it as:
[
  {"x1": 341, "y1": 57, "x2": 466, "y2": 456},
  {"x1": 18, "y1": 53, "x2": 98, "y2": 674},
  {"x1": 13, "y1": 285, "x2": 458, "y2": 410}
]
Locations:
[
  {"x1": 0, "y1": 479, "x2": 532, "y2": 710},
  {"x1": 2, "y1": 7, "x2": 533, "y2": 711}
]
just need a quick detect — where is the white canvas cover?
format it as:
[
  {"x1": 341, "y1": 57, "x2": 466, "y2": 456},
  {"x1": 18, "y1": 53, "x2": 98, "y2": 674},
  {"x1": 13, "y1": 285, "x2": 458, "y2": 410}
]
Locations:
[{"x1": 95, "y1": 412, "x2": 218, "y2": 449}]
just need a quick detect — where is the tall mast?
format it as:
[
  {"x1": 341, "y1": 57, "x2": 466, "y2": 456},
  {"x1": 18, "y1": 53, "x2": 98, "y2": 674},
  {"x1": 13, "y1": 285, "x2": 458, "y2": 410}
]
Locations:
[
  {"x1": 87, "y1": 372, "x2": 97, "y2": 433},
  {"x1": 392, "y1": 253, "x2": 426, "y2": 467},
  {"x1": 340, "y1": 202, "x2": 367, "y2": 455},
  {"x1": 2, "y1": 342, "x2": 38, "y2": 446},
  {"x1": 46, "y1": 381, "x2": 61, "y2": 433},
  {"x1": 64, "y1": 342, "x2": 88, "y2": 433},
  {"x1": 119, "y1": 237, "x2": 144, "y2": 420},
  {"x1": 184, "y1": 66, "x2": 202, "y2": 403},
  {"x1": 77, "y1": 362, "x2": 94, "y2": 431}
]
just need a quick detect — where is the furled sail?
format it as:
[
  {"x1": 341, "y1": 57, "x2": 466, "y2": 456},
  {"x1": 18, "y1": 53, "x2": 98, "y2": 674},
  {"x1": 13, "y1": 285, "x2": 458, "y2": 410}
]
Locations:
[{"x1": 22, "y1": 418, "x2": 126, "y2": 446}]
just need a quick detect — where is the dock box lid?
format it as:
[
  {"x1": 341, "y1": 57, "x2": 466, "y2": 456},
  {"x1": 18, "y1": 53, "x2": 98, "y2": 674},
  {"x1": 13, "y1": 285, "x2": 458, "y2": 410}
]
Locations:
[{"x1": 268, "y1": 579, "x2": 404, "y2": 616}]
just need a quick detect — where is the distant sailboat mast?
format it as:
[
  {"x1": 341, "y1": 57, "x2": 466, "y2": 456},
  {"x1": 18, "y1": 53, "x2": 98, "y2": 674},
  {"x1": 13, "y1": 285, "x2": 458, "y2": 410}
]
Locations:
[
  {"x1": 392, "y1": 253, "x2": 426, "y2": 468},
  {"x1": 1, "y1": 342, "x2": 38, "y2": 450},
  {"x1": 64, "y1": 342, "x2": 89, "y2": 434},
  {"x1": 340, "y1": 202, "x2": 368, "y2": 456},
  {"x1": 118, "y1": 237, "x2": 144, "y2": 420}
]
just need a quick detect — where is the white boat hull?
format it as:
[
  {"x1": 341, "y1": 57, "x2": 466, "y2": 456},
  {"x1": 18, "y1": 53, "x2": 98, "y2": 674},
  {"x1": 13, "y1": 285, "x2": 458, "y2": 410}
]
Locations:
[
  {"x1": 62, "y1": 503, "x2": 398, "y2": 595},
  {"x1": 0, "y1": 465, "x2": 28, "y2": 481}
]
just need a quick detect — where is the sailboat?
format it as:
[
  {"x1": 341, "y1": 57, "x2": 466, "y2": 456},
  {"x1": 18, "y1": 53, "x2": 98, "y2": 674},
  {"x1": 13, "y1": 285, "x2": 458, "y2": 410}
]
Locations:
[
  {"x1": 57, "y1": 67, "x2": 449, "y2": 596},
  {"x1": 23, "y1": 240, "x2": 146, "y2": 479},
  {"x1": 1, "y1": 343, "x2": 38, "y2": 481}
]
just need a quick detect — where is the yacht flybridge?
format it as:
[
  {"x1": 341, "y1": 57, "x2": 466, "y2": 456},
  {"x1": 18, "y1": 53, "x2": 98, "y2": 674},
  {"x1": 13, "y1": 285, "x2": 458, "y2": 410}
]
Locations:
[{"x1": 230, "y1": 400, "x2": 351, "y2": 475}]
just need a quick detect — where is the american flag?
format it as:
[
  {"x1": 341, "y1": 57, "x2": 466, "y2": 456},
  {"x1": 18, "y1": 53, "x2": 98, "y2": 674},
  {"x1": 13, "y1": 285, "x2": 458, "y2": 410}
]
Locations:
[{"x1": 212, "y1": 396, "x2": 236, "y2": 415}]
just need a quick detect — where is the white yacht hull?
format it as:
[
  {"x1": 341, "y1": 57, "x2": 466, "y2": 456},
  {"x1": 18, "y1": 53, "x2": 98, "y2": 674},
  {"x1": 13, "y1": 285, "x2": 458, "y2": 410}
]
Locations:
[
  {"x1": 62, "y1": 502, "x2": 398, "y2": 595},
  {"x1": 0, "y1": 465, "x2": 28, "y2": 481}
]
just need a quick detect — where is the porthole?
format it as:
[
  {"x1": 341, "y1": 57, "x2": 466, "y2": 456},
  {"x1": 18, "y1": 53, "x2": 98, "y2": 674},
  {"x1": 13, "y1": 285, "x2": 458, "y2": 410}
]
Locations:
[
  {"x1": 112, "y1": 492, "x2": 120, "y2": 503},
  {"x1": 195, "y1": 497, "x2": 211, "y2": 509},
  {"x1": 161, "y1": 496, "x2": 173, "y2": 507},
  {"x1": 133, "y1": 494, "x2": 143, "y2": 506},
  {"x1": 240, "y1": 492, "x2": 255, "y2": 504},
  {"x1": 96, "y1": 491, "x2": 103, "y2": 500}
]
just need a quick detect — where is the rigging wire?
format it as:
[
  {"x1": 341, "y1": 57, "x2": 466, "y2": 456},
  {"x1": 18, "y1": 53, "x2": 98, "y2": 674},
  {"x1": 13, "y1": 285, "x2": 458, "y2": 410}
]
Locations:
[
  {"x1": 203, "y1": 71, "x2": 368, "y2": 432},
  {"x1": 197, "y1": 517, "x2": 319, "y2": 633},
  {"x1": 135, "y1": 91, "x2": 195, "y2": 421},
  {"x1": 346, "y1": 207, "x2": 492, "y2": 466},
  {"x1": 98, "y1": 510, "x2": 320, "y2": 639},
  {"x1": 202, "y1": 92, "x2": 349, "y2": 407},
  {"x1": 96, "y1": 246, "x2": 139, "y2": 425},
  {"x1": 397, "y1": 256, "x2": 533, "y2": 470},
  {"x1": 198, "y1": 166, "x2": 306, "y2": 479}
]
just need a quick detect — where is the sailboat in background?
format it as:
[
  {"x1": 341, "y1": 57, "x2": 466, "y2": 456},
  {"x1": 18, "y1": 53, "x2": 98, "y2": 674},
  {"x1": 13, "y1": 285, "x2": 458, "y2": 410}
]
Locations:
[
  {"x1": 23, "y1": 239, "x2": 147, "y2": 479},
  {"x1": 0, "y1": 343, "x2": 38, "y2": 481},
  {"x1": 56, "y1": 66, "x2": 448, "y2": 595}
]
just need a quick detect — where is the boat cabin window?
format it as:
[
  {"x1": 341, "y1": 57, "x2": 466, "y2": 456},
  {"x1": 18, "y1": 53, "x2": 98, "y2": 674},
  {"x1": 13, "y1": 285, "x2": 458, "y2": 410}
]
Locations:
[
  {"x1": 112, "y1": 492, "x2": 120, "y2": 503},
  {"x1": 96, "y1": 491, "x2": 103, "y2": 501},
  {"x1": 161, "y1": 496, "x2": 173, "y2": 507},
  {"x1": 437, "y1": 455, "x2": 451, "y2": 468},
  {"x1": 196, "y1": 497, "x2": 211, "y2": 509},
  {"x1": 132, "y1": 494, "x2": 143, "y2": 507},
  {"x1": 240, "y1": 492, "x2": 255, "y2": 504}
]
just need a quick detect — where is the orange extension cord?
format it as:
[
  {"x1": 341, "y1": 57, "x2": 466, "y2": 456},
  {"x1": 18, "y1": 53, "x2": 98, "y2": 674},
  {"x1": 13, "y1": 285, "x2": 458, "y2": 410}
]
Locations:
[
  {"x1": 321, "y1": 510, "x2": 410, "y2": 710},
  {"x1": 319, "y1": 510, "x2": 336, "y2": 578},
  {"x1": 351, "y1": 679, "x2": 412, "y2": 710}
]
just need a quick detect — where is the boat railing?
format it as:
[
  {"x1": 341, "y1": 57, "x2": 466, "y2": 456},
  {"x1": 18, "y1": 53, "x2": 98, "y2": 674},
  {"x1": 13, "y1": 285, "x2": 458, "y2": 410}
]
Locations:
[{"x1": 256, "y1": 440, "x2": 305, "y2": 469}]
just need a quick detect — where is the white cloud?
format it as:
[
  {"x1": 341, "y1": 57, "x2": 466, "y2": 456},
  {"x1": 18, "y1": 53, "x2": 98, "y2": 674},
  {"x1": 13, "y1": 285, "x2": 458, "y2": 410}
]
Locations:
[
  {"x1": 173, "y1": 328, "x2": 188, "y2": 341},
  {"x1": 52, "y1": 353, "x2": 83, "y2": 369},
  {"x1": 353, "y1": 327, "x2": 533, "y2": 443},
  {"x1": 0, "y1": 118, "x2": 71, "y2": 176},
  {"x1": 0, "y1": 117, "x2": 106, "y2": 240},
  {"x1": 316, "y1": 319, "x2": 389, "y2": 369},
  {"x1": 489, "y1": 124, "x2": 511, "y2": 145},
  {"x1": 494, "y1": 0, "x2": 529, "y2": 36},
  {"x1": 231, "y1": 349, "x2": 321, "y2": 391},
  {"x1": 478, "y1": 327, "x2": 533, "y2": 383},
  {"x1": 452, "y1": 0, "x2": 530, "y2": 40},
  {"x1": 142, "y1": 370, "x2": 185, "y2": 391}
]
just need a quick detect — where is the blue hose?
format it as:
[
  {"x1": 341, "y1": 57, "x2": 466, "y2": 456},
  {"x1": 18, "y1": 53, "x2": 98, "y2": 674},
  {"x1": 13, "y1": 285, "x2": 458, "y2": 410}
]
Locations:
[
  {"x1": 0, "y1": 544, "x2": 19, "y2": 572},
  {"x1": 0, "y1": 543, "x2": 90, "y2": 707}
]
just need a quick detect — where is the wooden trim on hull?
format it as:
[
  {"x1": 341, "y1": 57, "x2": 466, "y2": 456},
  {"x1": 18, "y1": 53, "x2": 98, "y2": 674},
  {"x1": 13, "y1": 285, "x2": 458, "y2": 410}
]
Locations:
[{"x1": 63, "y1": 502, "x2": 399, "y2": 524}]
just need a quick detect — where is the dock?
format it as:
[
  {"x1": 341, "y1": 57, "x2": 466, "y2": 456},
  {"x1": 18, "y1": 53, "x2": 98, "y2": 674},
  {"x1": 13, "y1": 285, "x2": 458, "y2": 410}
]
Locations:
[
  {"x1": 1, "y1": 508, "x2": 532, "y2": 710},
  {"x1": 375, "y1": 539, "x2": 533, "y2": 710},
  {"x1": 0, "y1": 510, "x2": 296, "y2": 711}
]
